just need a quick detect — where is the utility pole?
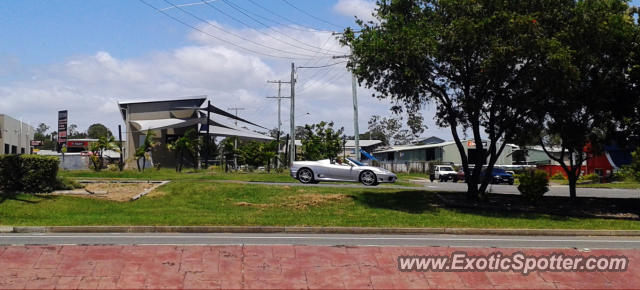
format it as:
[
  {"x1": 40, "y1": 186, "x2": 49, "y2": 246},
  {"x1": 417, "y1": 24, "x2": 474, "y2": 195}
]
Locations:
[
  {"x1": 267, "y1": 80, "x2": 291, "y2": 168},
  {"x1": 333, "y1": 54, "x2": 360, "y2": 161},
  {"x1": 204, "y1": 100, "x2": 211, "y2": 169},
  {"x1": 290, "y1": 62, "x2": 296, "y2": 167},
  {"x1": 227, "y1": 107, "x2": 245, "y2": 170}
]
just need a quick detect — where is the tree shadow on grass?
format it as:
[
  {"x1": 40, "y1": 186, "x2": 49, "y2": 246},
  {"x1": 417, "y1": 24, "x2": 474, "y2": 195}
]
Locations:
[
  {"x1": 0, "y1": 191, "x2": 57, "y2": 204},
  {"x1": 352, "y1": 190, "x2": 439, "y2": 214}
]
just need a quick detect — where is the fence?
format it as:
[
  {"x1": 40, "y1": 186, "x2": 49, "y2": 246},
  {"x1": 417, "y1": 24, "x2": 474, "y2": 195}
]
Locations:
[{"x1": 378, "y1": 161, "x2": 433, "y2": 173}]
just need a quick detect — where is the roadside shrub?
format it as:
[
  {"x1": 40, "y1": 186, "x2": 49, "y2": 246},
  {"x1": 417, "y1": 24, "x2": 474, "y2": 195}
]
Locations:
[
  {"x1": 0, "y1": 155, "x2": 60, "y2": 193},
  {"x1": 550, "y1": 172, "x2": 566, "y2": 180},
  {"x1": 20, "y1": 155, "x2": 60, "y2": 193},
  {"x1": 55, "y1": 176, "x2": 84, "y2": 190},
  {"x1": 0, "y1": 155, "x2": 23, "y2": 191},
  {"x1": 579, "y1": 173, "x2": 600, "y2": 183},
  {"x1": 517, "y1": 170, "x2": 549, "y2": 203}
]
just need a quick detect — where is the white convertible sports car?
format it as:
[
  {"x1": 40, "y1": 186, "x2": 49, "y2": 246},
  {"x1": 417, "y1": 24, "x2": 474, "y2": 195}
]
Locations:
[{"x1": 290, "y1": 157, "x2": 397, "y2": 186}]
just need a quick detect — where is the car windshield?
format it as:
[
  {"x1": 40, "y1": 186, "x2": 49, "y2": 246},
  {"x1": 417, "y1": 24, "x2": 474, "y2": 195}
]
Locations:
[
  {"x1": 440, "y1": 166, "x2": 454, "y2": 171},
  {"x1": 494, "y1": 168, "x2": 506, "y2": 173},
  {"x1": 347, "y1": 157, "x2": 363, "y2": 166}
]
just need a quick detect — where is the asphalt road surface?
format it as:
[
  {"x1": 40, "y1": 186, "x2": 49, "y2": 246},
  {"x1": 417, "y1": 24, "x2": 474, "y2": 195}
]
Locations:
[
  {"x1": 223, "y1": 180, "x2": 640, "y2": 199},
  {"x1": 2, "y1": 233, "x2": 640, "y2": 249}
]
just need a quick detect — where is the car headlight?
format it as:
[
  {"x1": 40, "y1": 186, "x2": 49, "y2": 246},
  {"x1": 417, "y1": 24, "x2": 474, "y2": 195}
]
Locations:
[{"x1": 494, "y1": 175, "x2": 501, "y2": 179}]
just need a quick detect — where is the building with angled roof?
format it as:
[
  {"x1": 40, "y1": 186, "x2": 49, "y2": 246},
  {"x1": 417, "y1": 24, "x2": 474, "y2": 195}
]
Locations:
[{"x1": 118, "y1": 96, "x2": 272, "y2": 169}]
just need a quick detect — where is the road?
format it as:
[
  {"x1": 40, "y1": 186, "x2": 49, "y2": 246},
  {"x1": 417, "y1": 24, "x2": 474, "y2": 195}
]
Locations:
[
  {"x1": 2, "y1": 233, "x2": 640, "y2": 249},
  {"x1": 222, "y1": 180, "x2": 640, "y2": 199}
]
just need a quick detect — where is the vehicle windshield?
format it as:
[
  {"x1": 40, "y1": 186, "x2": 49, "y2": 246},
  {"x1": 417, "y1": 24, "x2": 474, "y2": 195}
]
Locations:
[
  {"x1": 493, "y1": 168, "x2": 506, "y2": 173},
  {"x1": 440, "y1": 166, "x2": 454, "y2": 171},
  {"x1": 347, "y1": 157, "x2": 363, "y2": 166}
]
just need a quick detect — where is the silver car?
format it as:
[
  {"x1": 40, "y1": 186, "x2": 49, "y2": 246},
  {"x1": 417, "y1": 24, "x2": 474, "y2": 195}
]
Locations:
[{"x1": 290, "y1": 157, "x2": 397, "y2": 186}]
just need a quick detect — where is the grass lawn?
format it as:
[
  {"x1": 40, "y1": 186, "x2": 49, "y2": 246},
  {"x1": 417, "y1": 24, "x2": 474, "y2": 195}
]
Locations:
[
  {"x1": 549, "y1": 180, "x2": 640, "y2": 189},
  {"x1": 1, "y1": 181, "x2": 638, "y2": 229},
  {"x1": 59, "y1": 168, "x2": 424, "y2": 187}
]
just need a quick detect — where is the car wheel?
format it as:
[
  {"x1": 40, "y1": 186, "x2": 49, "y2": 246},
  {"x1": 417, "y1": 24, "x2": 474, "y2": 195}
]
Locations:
[
  {"x1": 430, "y1": 176, "x2": 434, "y2": 182},
  {"x1": 360, "y1": 171, "x2": 377, "y2": 186},
  {"x1": 297, "y1": 168, "x2": 314, "y2": 184},
  {"x1": 453, "y1": 177, "x2": 458, "y2": 183}
]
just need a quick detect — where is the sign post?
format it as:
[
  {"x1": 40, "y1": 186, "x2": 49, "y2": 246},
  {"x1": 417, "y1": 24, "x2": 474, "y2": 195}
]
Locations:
[{"x1": 57, "y1": 110, "x2": 68, "y2": 152}]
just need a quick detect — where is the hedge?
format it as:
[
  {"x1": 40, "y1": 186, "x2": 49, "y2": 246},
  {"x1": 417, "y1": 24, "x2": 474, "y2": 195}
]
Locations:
[{"x1": 0, "y1": 155, "x2": 60, "y2": 193}]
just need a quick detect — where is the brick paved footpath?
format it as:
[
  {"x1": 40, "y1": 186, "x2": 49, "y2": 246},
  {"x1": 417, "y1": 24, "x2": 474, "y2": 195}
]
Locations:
[{"x1": 0, "y1": 245, "x2": 638, "y2": 289}]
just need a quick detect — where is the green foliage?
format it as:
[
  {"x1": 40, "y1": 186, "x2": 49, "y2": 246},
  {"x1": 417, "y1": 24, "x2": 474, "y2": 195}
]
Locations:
[
  {"x1": 0, "y1": 155, "x2": 59, "y2": 193},
  {"x1": 550, "y1": 173, "x2": 566, "y2": 180},
  {"x1": 20, "y1": 155, "x2": 60, "y2": 193},
  {"x1": 579, "y1": 173, "x2": 600, "y2": 183},
  {"x1": 54, "y1": 176, "x2": 84, "y2": 190},
  {"x1": 342, "y1": 0, "x2": 574, "y2": 197},
  {"x1": 0, "y1": 155, "x2": 22, "y2": 191},
  {"x1": 238, "y1": 141, "x2": 278, "y2": 171},
  {"x1": 167, "y1": 128, "x2": 201, "y2": 172},
  {"x1": 88, "y1": 136, "x2": 117, "y2": 172},
  {"x1": 135, "y1": 130, "x2": 158, "y2": 172},
  {"x1": 517, "y1": 170, "x2": 549, "y2": 203},
  {"x1": 87, "y1": 123, "x2": 112, "y2": 139},
  {"x1": 300, "y1": 121, "x2": 344, "y2": 161}
]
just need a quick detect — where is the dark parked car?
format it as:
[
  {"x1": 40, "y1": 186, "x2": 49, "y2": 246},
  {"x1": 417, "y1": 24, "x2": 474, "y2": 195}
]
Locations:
[
  {"x1": 485, "y1": 168, "x2": 514, "y2": 185},
  {"x1": 463, "y1": 167, "x2": 514, "y2": 185}
]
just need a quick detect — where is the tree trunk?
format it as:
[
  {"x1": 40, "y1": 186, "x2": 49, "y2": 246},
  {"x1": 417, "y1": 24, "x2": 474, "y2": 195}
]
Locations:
[{"x1": 568, "y1": 173, "x2": 577, "y2": 199}]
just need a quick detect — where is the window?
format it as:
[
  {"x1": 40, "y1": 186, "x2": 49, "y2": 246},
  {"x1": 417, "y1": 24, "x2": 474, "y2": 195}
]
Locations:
[
  {"x1": 11, "y1": 145, "x2": 17, "y2": 154},
  {"x1": 4, "y1": 144, "x2": 8, "y2": 154},
  {"x1": 21, "y1": 147, "x2": 25, "y2": 154}
]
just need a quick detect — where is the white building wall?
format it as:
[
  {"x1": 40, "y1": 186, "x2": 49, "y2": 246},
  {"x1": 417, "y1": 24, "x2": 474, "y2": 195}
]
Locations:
[{"x1": 0, "y1": 114, "x2": 35, "y2": 154}]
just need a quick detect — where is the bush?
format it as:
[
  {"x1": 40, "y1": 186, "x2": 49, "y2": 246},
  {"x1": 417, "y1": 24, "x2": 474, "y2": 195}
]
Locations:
[
  {"x1": 0, "y1": 155, "x2": 22, "y2": 191},
  {"x1": 579, "y1": 173, "x2": 600, "y2": 183},
  {"x1": 20, "y1": 155, "x2": 60, "y2": 193},
  {"x1": 55, "y1": 176, "x2": 84, "y2": 190},
  {"x1": 517, "y1": 170, "x2": 549, "y2": 203},
  {"x1": 0, "y1": 155, "x2": 60, "y2": 193},
  {"x1": 550, "y1": 172, "x2": 566, "y2": 180}
]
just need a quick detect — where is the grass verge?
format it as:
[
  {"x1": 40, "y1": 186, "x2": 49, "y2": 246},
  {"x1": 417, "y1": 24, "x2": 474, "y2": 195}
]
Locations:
[
  {"x1": 1, "y1": 181, "x2": 638, "y2": 229},
  {"x1": 59, "y1": 168, "x2": 423, "y2": 187}
]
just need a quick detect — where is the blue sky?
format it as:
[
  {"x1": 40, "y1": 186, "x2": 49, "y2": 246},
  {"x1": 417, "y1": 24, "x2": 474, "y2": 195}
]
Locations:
[{"x1": 0, "y1": 0, "x2": 638, "y2": 141}]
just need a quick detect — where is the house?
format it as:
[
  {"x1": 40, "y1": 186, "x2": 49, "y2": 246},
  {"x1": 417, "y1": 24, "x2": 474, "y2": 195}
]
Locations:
[
  {"x1": 0, "y1": 114, "x2": 35, "y2": 154},
  {"x1": 373, "y1": 139, "x2": 517, "y2": 166}
]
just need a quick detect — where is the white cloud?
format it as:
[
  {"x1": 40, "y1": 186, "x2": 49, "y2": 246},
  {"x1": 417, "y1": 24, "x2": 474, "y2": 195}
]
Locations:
[
  {"x1": 333, "y1": 0, "x2": 378, "y2": 23},
  {"x1": 0, "y1": 19, "x2": 449, "y2": 141}
]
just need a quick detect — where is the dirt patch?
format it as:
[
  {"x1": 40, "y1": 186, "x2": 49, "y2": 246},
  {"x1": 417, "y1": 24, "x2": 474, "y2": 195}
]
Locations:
[
  {"x1": 233, "y1": 193, "x2": 351, "y2": 210},
  {"x1": 234, "y1": 201, "x2": 271, "y2": 208},
  {"x1": 283, "y1": 193, "x2": 350, "y2": 210},
  {"x1": 54, "y1": 182, "x2": 163, "y2": 202}
]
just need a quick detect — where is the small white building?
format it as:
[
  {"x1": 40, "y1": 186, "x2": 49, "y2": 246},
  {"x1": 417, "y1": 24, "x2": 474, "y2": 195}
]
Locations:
[
  {"x1": 373, "y1": 139, "x2": 518, "y2": 165},
  {"x1": 0, "y1": 114, "x2": 35, "y2": 154}
]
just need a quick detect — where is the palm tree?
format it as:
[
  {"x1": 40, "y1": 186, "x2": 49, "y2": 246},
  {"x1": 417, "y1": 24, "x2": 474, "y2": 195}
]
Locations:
[
  {"x1": 135, "y1": 130, "x2": 158, "y2": 172},
  {"x1": 89, "y1": 135, "x2": 117, "y2": 171}
]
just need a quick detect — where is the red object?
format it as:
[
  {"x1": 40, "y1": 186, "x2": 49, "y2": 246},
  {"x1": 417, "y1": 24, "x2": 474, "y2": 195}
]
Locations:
[{"x1": 537, "y1": 165, "x2": 586, "y2": 178}]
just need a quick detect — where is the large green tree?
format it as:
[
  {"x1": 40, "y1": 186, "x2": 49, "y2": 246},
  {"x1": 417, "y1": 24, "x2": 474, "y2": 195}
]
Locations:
[
  {"x1": 343, "y1": 0, "x2": 568, "y2": 198},
  {"x1": 87, "y1": 123, "x2": 112, "y2": 139},
  {"x1": 300, "y1": 121, "x2": 344, "y2": 161},
  {"x1": 537, "y1": 0, "x2": 639, "y2": 198}
]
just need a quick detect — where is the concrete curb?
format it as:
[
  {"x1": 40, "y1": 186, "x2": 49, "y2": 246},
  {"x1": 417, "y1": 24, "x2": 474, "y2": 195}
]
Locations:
[{"x1": 5, "y1": 226, "x2": 640, "y2": 236}]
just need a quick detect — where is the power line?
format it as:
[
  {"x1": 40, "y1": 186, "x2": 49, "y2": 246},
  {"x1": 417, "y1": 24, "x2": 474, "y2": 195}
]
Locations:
[
  {"x1": 201, "y1": 0, "x2": 341, "y2": 56},
  {"x1": 222, "y1": 0, "x2": 345, "y2": 54},
  {"x1": 162, "y1": 0, "x2": 324, "y2": 58},
  {"x1": 245, "y1": 0, "x2": 331, "y2": 33},
  {"x1": 280, "y1": 0, "x2": 344, "y2": 29},
  {"x1": 140, "y1": 0, "x2": 321, "y2": 60}
]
